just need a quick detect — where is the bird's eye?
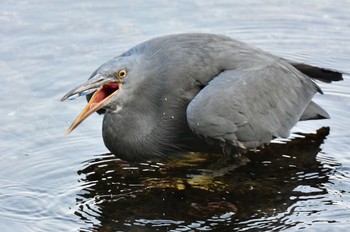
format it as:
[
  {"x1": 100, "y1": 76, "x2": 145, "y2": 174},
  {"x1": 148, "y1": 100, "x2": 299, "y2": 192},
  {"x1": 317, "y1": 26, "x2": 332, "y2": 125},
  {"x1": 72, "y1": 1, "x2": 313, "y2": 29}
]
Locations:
[{"x1": 117, "y1": 69, "x2": 127, "y2": 79}]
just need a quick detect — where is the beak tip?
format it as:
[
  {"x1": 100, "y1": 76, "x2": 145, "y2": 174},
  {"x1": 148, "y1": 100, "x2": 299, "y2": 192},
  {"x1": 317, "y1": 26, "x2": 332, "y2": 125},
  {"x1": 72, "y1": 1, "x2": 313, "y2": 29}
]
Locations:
[
  {"x1": 64, "y1": 126, "x2": 74, "y2": 136},
  {"x1": 61, "y1": 94, "x2": 70, "y2": 102}
]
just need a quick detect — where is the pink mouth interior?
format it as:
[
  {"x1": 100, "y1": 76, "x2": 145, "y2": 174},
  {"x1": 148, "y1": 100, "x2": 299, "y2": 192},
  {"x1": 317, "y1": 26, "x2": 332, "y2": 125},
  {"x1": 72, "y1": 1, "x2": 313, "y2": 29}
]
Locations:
[{"x1": 89, "y1": 82, "x2": 119, "y2": 109}]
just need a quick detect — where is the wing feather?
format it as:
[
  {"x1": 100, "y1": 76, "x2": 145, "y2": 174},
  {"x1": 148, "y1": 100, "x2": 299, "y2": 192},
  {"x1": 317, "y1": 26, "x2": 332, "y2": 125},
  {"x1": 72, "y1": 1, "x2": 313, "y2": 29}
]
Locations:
[{"x1": 186, "y1": 62, "x2": 318, "y2": 149}]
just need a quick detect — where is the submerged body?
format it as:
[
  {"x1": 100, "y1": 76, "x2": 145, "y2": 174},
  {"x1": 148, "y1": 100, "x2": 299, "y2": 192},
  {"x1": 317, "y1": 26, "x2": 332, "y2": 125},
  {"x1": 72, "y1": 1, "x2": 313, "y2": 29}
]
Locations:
[{"x1": 62, "y1": 33, "x2": 342, "y2": 161}]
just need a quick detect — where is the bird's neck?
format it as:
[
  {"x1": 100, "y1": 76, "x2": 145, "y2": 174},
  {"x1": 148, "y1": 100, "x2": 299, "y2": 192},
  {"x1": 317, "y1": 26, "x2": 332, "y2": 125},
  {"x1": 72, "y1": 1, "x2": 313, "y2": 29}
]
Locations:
[{"x1": 101, "y1": 102, "x2": 182, "y2": 160}]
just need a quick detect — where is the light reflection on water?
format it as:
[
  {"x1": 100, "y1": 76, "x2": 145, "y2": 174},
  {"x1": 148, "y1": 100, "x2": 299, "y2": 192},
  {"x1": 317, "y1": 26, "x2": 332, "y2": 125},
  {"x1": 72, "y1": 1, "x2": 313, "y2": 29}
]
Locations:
[{"x1": 0, "y1": 0, "x2": 350, "y2": 231}]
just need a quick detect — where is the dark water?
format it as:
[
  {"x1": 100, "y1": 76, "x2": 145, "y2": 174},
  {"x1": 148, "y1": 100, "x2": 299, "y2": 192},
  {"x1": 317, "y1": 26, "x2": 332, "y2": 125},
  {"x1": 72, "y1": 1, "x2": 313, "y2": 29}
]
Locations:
[{"x1": 1, "y1": 1, "x2": 350, "y2": 231}]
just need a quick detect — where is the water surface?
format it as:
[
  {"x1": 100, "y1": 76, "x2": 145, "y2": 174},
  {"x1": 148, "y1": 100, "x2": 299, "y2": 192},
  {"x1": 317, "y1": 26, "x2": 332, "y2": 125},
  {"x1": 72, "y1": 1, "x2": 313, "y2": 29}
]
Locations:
[{"x1": 0, "y1": 0, "x2": 350, "y2": 231}]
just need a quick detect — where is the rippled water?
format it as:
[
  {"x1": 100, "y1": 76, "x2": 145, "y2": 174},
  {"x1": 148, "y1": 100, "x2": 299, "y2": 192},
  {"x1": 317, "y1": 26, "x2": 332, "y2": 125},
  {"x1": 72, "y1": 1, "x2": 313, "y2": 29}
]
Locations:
[{"x1": 1, "y1": 0, "x2": 350, "y2": 231}]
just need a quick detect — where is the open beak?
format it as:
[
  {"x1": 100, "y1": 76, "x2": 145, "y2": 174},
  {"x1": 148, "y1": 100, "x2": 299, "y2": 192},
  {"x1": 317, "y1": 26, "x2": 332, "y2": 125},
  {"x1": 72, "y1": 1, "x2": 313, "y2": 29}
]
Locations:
[{"x1": 61, "y1": 74, "x2": 121, "y2": 135}]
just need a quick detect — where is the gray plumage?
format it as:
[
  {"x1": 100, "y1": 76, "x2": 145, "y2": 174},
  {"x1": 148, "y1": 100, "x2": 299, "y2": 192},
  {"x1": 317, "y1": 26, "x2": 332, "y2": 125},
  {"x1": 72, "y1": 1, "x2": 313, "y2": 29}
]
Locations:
[{"x1": 62, "y1": 33, "x2": 342, "y2": 161}]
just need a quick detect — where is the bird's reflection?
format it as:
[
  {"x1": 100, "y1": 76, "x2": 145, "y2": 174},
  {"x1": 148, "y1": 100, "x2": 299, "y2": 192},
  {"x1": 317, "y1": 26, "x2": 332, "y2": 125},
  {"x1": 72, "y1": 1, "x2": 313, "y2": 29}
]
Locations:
[{"x1": 75, "y1": 127, "x2": 339, "y2": 231}]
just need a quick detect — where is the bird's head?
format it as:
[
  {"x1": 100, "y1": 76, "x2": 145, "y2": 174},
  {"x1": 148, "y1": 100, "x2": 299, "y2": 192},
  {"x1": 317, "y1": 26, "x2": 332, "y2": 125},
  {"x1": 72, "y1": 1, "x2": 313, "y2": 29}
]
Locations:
[{"x1": 61, "y1": 55, "x2": 142, "y2": 135}]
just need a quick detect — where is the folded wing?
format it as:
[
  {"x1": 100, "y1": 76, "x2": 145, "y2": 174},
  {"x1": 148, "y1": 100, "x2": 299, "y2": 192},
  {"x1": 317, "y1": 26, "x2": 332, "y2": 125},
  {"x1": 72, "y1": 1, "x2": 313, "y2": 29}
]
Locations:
[{"x1": 186, "y1": 62, "x2": 321, "y2": 151}]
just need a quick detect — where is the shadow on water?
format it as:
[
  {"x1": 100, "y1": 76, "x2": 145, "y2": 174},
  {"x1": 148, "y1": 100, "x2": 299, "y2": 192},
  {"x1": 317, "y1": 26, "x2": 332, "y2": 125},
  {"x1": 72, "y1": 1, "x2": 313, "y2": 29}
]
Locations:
[{"x1": 75, "y1": 127, "x2": 339, "y2": 231}]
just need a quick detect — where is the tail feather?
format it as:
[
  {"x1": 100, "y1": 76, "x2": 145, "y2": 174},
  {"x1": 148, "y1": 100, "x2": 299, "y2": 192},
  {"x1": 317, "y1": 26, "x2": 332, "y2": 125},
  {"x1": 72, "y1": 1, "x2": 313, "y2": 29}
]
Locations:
[
  {"x1": 288, "y1": 61, "x2": 343, "y2": 83},
  {"x1": 300, "y1": 101, "x2": 330, "y2": 121}
]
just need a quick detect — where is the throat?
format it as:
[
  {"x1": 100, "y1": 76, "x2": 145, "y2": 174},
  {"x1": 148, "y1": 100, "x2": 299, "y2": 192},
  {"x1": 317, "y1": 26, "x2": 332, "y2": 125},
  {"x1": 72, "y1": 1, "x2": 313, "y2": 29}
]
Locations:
[
  {"x1": 101, "y1": 102, "x2": 197, "y2": 161},
  {"x1": 102, "y1": 110, "x2": 161, "y2": 160}
]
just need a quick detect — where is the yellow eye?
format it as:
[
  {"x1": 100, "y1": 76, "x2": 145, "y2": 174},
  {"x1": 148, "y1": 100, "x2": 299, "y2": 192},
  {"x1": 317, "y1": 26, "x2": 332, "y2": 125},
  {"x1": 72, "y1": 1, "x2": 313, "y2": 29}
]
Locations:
[{"x1": 117, "y1": 69, "x2": 127, "y2": 79}]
